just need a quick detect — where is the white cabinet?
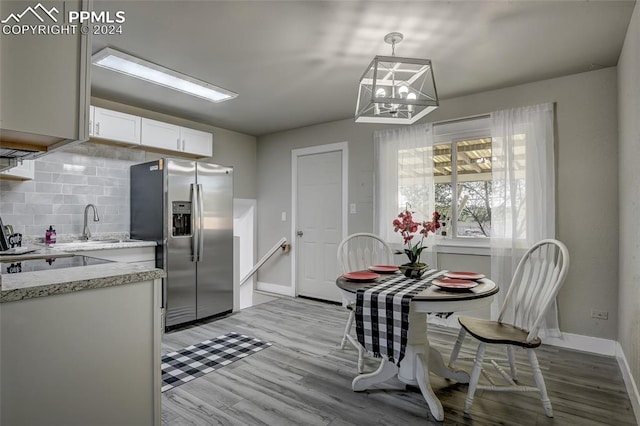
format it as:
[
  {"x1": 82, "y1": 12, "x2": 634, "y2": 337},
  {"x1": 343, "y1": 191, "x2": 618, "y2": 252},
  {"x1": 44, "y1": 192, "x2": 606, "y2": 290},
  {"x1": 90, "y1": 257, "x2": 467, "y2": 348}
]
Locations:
[
  {"x1": 140, "y1": 118, "x2": 182, "y2": 152},
  {"x1": 1, "y1": 0, "x2": 90, "y2": 153},
  {"x1": 141, "y1": 118, "x2": 212, "y2": 157},
  {"x1": 90, "y1": 106, "x2": 141, "y2": 144},
  {"x1": 87, "y1": 106, "x2": 213, "y2": 157},
  {"x1": 181, "y1": 127, "x2": 213, "y2": 157},
  {"x1": 1, "y1": 278, "x2": 162, "y2": 425},
  {"x1": 0, "y1": 160, "x2": 34, "y2": 180}
]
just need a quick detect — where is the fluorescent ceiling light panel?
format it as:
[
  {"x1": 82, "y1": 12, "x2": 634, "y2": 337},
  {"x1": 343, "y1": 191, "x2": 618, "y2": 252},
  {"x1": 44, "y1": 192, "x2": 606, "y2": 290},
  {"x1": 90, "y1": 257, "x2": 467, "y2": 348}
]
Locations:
[{"x1": 92, "y1": 47, "x2": 237, "y2": 103}]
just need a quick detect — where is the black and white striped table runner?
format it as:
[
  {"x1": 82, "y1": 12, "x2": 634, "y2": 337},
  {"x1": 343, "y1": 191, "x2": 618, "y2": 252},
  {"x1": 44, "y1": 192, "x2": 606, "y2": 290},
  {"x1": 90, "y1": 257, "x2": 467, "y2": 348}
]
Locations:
[{"x1": 355, "y1": 270, "x2": 445, "y2": 366}]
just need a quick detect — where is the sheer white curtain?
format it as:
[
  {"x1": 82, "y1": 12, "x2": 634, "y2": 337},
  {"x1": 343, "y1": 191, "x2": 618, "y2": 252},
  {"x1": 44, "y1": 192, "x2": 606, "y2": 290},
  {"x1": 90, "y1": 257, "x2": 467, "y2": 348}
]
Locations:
[
  {"x1": 490, "y1": 103, "x2": 558, "y2": 336},
  {"x1": 374, "y1": 124, "x2": 435, "y2": 259}
]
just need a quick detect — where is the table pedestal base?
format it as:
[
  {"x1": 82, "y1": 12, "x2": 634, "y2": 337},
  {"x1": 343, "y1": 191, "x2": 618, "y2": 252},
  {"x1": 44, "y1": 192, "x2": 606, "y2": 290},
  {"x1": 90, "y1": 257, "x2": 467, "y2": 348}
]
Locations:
[{"x1": 351, "y1": 311, "x2": 469, "y2": 421}]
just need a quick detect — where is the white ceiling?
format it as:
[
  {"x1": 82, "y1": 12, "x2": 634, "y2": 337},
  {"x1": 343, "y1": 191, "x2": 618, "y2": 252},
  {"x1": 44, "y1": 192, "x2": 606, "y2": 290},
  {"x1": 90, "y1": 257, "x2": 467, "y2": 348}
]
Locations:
[{"x1": 91, "y1": 0, "x2": 635, "y2": 137}]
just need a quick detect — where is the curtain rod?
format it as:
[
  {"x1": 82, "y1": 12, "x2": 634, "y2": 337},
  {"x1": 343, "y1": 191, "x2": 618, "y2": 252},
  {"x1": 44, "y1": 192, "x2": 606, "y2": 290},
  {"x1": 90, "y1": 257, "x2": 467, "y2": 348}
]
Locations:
[{"x1": 431, "y1": 113, "x2": 491, "y2": 128}]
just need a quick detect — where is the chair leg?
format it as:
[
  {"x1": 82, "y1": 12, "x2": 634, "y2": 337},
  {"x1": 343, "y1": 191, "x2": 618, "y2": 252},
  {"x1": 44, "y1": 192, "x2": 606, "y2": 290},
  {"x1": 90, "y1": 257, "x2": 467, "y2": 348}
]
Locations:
[
  {"x1": 448, "y1": 327, "x2": 467, "y2": 368},
  {"x1": 345, "y1": 334, "x2": 365, "y2": 373},
  {"x1": 341, "y1": 304, "x2": 365, "y2": 374},
  {"x1": 506, "y1": 345, "x2": 517, "y2": 381},
  {"x1": 356, "y1": 341, "x2": 365, "y2": 374},
  {"x1": 465, "y1": 342, "x2": 486, "y2": 414},
  {"x1": 341, "y1": 309, "x2": 355, "y2": 350},
  {"x1": 527, "y1": 349, "x2": 553, "y2": 417}
]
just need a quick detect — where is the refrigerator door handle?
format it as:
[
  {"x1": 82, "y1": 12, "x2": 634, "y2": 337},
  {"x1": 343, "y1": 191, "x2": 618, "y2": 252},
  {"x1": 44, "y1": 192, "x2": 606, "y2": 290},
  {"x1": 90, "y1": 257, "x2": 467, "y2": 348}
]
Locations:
[
  {"x1": 191, "y1": 183, "x2": 198, "y2": 262},
  {"x1": 197, "y1": 183, "x2": 204, "y2": 261}
]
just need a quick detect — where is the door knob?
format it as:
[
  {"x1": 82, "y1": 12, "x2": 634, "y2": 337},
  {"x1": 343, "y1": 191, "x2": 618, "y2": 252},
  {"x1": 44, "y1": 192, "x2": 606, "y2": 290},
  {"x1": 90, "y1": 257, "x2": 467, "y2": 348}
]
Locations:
[{"x1": 296, "y1": 231, "x2": 303, "y2": 237}]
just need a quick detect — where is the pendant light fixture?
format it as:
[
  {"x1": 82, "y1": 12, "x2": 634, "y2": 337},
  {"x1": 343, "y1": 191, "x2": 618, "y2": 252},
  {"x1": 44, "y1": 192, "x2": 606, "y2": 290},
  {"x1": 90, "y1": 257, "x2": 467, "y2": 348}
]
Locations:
[{"x1": 355, "y1": 32, "x2": 438, "y2": 124}]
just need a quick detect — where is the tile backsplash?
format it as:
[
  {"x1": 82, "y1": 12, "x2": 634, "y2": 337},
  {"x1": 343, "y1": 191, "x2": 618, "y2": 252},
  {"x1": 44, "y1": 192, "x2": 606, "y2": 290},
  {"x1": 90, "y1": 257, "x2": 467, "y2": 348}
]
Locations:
[{"x1": 0, "y1": 143, "x2": 145, "y2": 240}]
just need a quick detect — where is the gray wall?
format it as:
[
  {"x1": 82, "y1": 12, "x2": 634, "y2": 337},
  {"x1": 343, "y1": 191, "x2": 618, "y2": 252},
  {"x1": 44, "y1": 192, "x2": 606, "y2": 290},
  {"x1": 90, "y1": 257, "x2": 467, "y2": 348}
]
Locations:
[
  {"x1": 618, "y1": 2, "x2": 640, "y2": 398},
  {"x1": 256, "y1": 67, "x2": 619, "y2": 340},
  {"x1": 91, "y1": 98, "x2": 258, "y2": 199}
]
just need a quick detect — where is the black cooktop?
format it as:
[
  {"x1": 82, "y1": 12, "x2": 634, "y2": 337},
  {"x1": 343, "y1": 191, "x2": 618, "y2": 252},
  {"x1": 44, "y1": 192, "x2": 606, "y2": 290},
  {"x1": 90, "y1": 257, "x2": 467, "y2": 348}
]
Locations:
[{"x1": 0, "y1": 255, "x2": 112, "y2": 274}]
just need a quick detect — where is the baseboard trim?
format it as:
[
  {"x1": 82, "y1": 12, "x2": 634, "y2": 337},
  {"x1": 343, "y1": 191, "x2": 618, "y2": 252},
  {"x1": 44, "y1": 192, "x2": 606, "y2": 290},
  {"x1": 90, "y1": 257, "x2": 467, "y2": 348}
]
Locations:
[
  {"x1": 616, "y1": 342, "x2": 640, "y2": 423},
  {"x1": 256, "y1": 281, "x2": 295, "y2": 297},
  {"x1": 543, "y1": 332, "x2": 617, "y2": 356}
]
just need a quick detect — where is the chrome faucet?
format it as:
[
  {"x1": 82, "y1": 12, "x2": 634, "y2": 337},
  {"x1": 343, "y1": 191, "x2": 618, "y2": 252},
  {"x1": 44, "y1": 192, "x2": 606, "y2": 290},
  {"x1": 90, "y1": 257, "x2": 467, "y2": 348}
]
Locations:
[{"x1": 81, "y1": 204, "x2": 100, "y2": 240}]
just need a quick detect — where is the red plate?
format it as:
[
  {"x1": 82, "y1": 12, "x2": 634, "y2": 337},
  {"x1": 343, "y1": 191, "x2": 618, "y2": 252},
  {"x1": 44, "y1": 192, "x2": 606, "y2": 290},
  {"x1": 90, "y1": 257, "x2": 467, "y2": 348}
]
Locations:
[
  {"x1": 444, "y1": 271, "x2": 485, "y2": 280},
  {"x1": 343, "y1": 271, "x2": 380, "y2": 282},
  {"x1": 367, "y1": 265, "x2": 400, "y2": 274},
  {"x1": 433, "y1": 278, "x2": 478, "y2": 291}
]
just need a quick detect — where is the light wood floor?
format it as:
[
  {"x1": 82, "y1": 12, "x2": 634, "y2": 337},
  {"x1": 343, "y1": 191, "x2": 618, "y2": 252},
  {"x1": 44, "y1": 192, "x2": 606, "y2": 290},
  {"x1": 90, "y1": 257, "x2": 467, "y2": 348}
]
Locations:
[{"x1": 162, "y1": 297, "x2": 637, "y2": 425}]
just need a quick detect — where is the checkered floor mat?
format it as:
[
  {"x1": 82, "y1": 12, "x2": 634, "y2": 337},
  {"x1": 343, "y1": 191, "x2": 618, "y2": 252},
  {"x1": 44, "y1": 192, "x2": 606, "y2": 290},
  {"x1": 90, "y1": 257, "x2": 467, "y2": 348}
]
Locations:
[{"x1": 161, "y1": 332, "x2": 271, "y2": 392}]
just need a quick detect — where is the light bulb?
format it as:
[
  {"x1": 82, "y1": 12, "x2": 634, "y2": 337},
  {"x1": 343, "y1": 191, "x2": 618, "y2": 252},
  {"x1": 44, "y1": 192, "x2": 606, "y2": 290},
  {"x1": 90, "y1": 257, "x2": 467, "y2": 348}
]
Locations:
[
  {"x1": 407, "y1": 92, "x2": 416, "y2": 112},
  {"x1": 375, "y1": 88, "x2": 386, "y2": 98},
  {"x1": 398, "y1": 85, "x2": 409, "y2": 97}
]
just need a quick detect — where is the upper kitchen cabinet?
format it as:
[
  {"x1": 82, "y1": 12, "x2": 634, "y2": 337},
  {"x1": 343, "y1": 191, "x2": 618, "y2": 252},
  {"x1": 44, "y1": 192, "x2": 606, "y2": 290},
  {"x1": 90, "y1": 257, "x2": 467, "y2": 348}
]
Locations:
[
  {"x1": 180, "y1": 127, "x2": 213, "y2": 157},
  {"x1": 90, "y1": 106, "x2": 141, "y2": 144},
  {"x1": 141, "y1": 118, "x2": 212, "y2": 158},
  {"x1": 0, "y1": 1, "x2": 91, "y2": 162}
]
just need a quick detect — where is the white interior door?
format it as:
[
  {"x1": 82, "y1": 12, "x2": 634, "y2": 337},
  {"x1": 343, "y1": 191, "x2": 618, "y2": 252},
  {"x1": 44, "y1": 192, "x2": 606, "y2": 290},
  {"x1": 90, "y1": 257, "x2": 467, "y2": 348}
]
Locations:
[{"x1": 296, "y1": 149, "x2": 344, "y2": 302}]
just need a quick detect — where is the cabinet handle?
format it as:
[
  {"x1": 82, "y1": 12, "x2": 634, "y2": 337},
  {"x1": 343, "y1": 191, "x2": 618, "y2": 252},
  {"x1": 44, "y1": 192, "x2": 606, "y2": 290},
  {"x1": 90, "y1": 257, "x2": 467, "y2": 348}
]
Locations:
[
  {"x1": 182, "y1": 139, "x2": 186, "y2": 151},
  {"x1": 96, "y1": 122, "x2": 100, "y2": 136},
  {"x1": 177, "y1": 138, "x2": 181, "y2": 150},
  {"x1": 89, "y1": 120, "x2": 92, "y2": 134}
]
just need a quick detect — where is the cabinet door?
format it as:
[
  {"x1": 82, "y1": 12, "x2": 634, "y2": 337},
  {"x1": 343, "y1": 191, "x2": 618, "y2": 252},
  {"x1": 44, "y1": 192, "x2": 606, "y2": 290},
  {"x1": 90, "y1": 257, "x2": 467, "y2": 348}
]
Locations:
[
  {"x1": 181, "y1": 127, "x2": 213, "y2": 157},
  {"x1": 0, "y1": 160, "x2": 34, "y2": 180},
  {"x1": 1, "y1": 0, "x2": 90, "y2": 146},
  {"x1": 141, "y1": 118, "x2": 181, "y2": 151},
  {"x1": 93, "y1": 107, "x2": 141, "y2": 144}
]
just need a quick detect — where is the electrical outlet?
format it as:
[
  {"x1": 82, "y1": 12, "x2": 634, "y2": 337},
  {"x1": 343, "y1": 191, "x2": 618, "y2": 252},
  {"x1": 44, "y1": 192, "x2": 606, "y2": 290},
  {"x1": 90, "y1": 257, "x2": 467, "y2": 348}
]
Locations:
[{"x1": 591, "y1": 309, "x2": 609, "y2": 320}]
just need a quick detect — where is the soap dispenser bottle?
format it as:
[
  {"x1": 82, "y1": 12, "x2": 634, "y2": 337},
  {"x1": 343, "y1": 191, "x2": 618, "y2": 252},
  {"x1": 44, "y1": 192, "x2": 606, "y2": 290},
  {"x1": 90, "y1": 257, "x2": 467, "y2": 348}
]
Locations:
[{"x1": 45, "y1": 225, "x2": 56, "y2": 245}]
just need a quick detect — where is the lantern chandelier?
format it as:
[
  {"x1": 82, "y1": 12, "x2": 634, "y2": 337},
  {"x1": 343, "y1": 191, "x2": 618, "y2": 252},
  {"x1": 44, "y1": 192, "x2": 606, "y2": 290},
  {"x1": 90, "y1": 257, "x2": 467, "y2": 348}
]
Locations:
[{"x1": 355, "y1": 32, "x2": 439, "y2": 124}]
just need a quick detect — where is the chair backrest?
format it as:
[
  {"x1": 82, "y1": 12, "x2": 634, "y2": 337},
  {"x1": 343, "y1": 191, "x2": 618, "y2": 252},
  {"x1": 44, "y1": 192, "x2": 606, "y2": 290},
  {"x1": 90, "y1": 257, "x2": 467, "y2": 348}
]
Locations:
[
  {"x1": 498, "y1": 239, "x2": 570, "y2": 341},
  {"x1": 337, "y1": 233, "x2": 394, "y2": 274}
]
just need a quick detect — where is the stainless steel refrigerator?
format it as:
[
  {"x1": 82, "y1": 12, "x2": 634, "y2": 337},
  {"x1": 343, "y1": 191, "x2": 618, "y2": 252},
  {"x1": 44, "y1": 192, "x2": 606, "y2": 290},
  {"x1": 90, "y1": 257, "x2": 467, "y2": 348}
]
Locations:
[{"x1": 130, "y1": 158, "x2": 233, "y2": 329}]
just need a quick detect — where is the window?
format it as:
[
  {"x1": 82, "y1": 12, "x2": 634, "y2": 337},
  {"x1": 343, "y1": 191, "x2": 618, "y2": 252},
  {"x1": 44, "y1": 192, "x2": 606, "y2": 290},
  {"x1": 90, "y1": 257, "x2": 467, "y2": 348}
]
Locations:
[
  {"x1": 433, "y1": 137, "x2": 493, "y2": 239},
  {"x1": 374, "y1": 117, "x2": 492, "y2": 245}
]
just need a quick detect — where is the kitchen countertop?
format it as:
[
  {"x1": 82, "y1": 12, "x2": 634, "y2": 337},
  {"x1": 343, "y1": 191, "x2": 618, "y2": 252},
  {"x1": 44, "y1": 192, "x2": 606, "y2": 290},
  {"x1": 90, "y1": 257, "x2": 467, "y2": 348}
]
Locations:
[
  {"x1": 0, "y1": 246, "x2": 75, "y2": 262},
  {"x1": 0, "y1": 239, "x2": 157, "y2": 262},
  {"x1": 0, "y1": 261, "x2": 165, "y2": 303},
  {"x1": 47, "y1": 239, "x2": 157, "y2": 252},
  {"x1": 0, "y1": 238, "x2": 163, "y2": 303}
]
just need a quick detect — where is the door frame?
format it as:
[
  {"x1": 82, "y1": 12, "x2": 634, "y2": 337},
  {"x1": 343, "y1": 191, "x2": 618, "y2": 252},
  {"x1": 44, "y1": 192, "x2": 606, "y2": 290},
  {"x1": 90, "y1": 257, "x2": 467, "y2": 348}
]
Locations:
[{"x1": 291, "y1": 142, "x2": 349, "y2": 297}]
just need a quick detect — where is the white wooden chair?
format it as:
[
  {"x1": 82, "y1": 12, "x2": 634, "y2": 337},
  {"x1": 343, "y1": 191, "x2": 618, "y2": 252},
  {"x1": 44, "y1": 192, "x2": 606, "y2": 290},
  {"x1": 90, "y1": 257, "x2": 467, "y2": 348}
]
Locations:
[
  {"x1": 448, "y1": 239, "x2": 570, "y2": 418},
  {"x1": 337, "y1": 233, "x2": 394, "y2": 373}
]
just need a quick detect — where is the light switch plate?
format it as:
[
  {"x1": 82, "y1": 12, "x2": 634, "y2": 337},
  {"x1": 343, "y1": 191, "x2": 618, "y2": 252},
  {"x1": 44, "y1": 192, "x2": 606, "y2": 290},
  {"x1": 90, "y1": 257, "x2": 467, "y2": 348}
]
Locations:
[{"x1": 349, "y1": 203, "x2": 357, "y2": 214}]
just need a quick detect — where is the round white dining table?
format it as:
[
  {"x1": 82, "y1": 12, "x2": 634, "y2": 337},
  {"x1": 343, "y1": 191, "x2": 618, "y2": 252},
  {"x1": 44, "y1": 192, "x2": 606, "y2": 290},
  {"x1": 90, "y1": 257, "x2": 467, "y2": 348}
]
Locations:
[{"x1": 336, "y1": 273, "x2": 498, "y2": 422}]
